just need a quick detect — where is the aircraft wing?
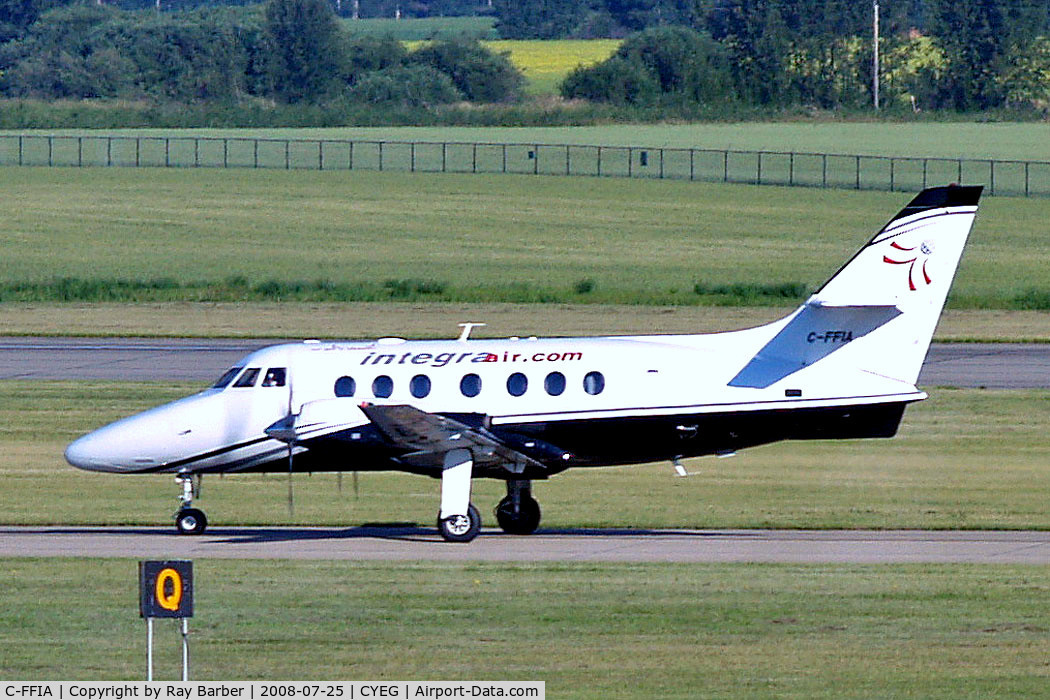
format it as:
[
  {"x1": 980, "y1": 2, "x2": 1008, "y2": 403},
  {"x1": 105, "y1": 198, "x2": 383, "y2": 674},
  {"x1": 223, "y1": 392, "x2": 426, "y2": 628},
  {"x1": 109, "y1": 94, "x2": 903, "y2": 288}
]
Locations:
[{"x1": 359, "y1": 403, "x2": 549, "y2": 473}]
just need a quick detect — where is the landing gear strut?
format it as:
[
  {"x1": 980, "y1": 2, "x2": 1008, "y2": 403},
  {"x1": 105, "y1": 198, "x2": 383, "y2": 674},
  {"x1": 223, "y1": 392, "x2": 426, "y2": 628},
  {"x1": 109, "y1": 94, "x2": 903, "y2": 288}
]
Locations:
[
  {"x1": 495, "y1": 480, "x2": 541, "y2": 535},
  {"x1": 174, "y1": 472, "x2": 207, "y2": 535}
]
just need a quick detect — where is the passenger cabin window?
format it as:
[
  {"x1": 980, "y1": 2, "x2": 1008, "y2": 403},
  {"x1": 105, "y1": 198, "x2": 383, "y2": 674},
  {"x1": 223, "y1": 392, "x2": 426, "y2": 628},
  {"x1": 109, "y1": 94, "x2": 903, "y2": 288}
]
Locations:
[
  {"x1": 584, "y1": 371, "x2": 605, "y2": 395},
  {"x1": 372, "y1": 375, "x2": 393, "y2": 398},
  {"x1": 544, "y1": 371, "x2": 566, "y2": 396},
  {"x1": 233, "y1": 368, "x2": 260, "y2": 388},
  {"x1": 262, "y1": 368, "x2": 286, "y2": 387},
  {"x1": 213, "y1": 366, "x2": 243, "y2": 389},
  {"x1": 507, "y1": 372, "x2": 528, "y2": 397},
  {"x1": 334, "y1": 376, "x2": 356, "y2": 397},
  {"x1": 460, "y1": 373, "x2": 481, "y2": 397},
  {"x1": 410, "y1": 375, "x2": 431, "y2": 399}
]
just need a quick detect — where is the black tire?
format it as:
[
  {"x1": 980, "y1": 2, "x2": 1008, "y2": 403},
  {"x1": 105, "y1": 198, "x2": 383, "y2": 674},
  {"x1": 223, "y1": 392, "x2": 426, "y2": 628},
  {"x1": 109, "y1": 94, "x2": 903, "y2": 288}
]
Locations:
[
  {"x1": 495, "y1": 495, "x2": 541, "y2": 535},
  {"x1": 437, "y1": 503, "x2": 481, "y2": 543},
  {"x1": 175, "y1": 508, "x2": 207, "y2": 535}
]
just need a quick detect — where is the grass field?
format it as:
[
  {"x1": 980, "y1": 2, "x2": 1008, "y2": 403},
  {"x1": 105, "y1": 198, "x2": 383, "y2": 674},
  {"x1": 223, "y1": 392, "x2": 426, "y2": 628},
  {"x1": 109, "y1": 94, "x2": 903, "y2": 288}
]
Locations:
[
  {"x1": 342, "y1": 16, "x2": 497, "y2": 40},
  {"x1": 2, "y1": 168, "x2": 1049, "y2": 313},
  {"x1": 5, "y1": 381, "x2": 1050, "y2": 530},
  {"x1": 3, "y1": 558, "x2": 1050, "y2": 694},
  {"x1": 21, "y1": 123, "x2": 1050, "y2": 162}
]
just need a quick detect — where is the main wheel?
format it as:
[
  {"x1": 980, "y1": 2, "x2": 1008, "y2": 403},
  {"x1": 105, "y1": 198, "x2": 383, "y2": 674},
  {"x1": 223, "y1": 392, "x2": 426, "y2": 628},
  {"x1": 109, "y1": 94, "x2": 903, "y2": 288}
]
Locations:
[
  {"x1": 495, "y1": 495, "x2": 541, "y2": 535},
  {"x1": 437, "y1": 503, "x2": 481, "y2": 543},
  {"x1": 175, "y1": 507, "x2": 207, "y2": 535}
]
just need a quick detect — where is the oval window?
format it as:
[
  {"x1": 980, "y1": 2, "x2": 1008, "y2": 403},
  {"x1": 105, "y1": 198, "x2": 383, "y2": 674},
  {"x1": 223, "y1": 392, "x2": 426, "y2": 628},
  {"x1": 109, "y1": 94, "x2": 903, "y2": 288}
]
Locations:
[
  {"x1": 583, "y1": 371, "x2": 605, "y2": 395},
  {"x1": 334, "y1": 376, "x2": 356, "y2": 397},
  {"x1": 544, "y1": 371, "x2": 566, "y2": 396},
  {"x1": 410, "y1": 374, "x2": 431, "y2": 399},
  {"x1": 507, "y1": 372, "x2": 528, "y2": 397},
  {"x1": 372, "y1": 375, "x2": 393, "y2": 398},
  {"x1": 460, "y1": 373, "x2": 481, "y2": 398}
]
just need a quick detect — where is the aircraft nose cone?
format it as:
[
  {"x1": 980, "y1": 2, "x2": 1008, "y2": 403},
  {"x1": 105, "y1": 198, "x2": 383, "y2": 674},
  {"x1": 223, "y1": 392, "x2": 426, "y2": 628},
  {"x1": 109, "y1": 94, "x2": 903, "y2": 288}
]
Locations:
[{"x1": 65, "y1": 431, "x2": 122, "y2": 472}]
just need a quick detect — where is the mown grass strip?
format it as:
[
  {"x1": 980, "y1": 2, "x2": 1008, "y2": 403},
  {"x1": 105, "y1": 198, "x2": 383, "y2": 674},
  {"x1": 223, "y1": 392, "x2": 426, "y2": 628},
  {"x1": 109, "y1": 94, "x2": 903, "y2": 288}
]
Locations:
[{"x1": 3, "y1": 558, "x2": 1050, "y2": 696}]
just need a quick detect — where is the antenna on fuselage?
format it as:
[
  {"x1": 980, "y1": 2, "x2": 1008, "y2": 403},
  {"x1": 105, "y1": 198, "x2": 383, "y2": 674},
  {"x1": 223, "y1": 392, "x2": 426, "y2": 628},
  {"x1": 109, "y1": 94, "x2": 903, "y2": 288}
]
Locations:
[{"x1": 457, "y1": 322, "x2": 486, "y2": 342}]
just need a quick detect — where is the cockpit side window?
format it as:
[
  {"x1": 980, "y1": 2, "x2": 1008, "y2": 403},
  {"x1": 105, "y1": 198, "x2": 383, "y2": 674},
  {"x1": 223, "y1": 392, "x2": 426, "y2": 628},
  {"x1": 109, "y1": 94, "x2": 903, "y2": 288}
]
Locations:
[
  {"x1": 213, "y1": 366, "x2": 243, "y2": 389},
  {"x1": 233, "y1": 367, "x2": 261, "y2": 388},
  {"x1": 262, "y1": 368, "x2": 287, "y2": 387}
]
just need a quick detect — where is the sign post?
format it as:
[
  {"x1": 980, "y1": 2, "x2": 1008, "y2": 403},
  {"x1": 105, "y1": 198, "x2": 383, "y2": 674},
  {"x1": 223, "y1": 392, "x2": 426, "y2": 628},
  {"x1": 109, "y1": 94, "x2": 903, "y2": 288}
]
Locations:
[{"x1": 139, "y1": 560, "x2": 194, "y2": 681}]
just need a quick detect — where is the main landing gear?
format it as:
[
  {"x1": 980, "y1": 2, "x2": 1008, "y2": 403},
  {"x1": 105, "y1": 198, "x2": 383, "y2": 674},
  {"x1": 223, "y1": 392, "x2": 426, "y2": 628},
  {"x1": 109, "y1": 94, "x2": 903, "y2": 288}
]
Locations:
[
  {"x1": 495, "y1": 480, "x2": 541, "y2": 535},
  {"x1": 174, "y1": 472, "x2": 207, "y2": 535},
  {"x1": 435, "y1": 451, "x2": 544, "y2": 543}
]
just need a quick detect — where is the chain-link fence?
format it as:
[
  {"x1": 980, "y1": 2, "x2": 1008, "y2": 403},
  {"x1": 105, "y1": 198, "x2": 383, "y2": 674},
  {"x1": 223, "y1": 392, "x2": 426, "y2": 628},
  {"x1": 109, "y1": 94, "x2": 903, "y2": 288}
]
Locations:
[{"x1": 4, "y1": 134, "x2": 1046, "y2": 197}]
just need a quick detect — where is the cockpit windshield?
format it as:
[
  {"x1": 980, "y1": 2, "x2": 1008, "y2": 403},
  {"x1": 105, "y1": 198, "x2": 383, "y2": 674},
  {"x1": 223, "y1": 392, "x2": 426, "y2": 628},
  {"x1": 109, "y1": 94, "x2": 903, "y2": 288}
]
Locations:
[
  {"x1": 233, "y1": 368, "x2": 261, "y2": 388},
  {"x1": 213, "y1": 366, "x2": 243, "y2": 389}
]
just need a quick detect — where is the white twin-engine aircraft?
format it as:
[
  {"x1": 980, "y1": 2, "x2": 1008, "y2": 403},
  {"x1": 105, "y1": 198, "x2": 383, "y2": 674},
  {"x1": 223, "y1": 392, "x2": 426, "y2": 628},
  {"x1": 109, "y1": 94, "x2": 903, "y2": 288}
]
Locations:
[{"x1": 66, "y1": 185, "x2": 982, "y2": 542}]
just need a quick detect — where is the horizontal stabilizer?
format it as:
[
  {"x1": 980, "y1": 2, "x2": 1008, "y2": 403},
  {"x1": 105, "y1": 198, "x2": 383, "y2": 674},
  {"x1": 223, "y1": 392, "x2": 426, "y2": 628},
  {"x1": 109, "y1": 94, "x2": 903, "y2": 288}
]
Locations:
[{"x1": 729, "y1": 304, "x2": 902, "y2": 388}]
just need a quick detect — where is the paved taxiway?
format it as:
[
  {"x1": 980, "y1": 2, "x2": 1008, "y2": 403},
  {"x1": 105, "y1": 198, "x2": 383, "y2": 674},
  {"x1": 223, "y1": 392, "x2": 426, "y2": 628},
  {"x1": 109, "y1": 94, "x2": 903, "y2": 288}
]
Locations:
[
  {"x1": 3, "y1": 527, "x2": 1050, "y2": 563},
  {"x1": 2, "y1": 337, "x2": 1050, "y2": 387}
]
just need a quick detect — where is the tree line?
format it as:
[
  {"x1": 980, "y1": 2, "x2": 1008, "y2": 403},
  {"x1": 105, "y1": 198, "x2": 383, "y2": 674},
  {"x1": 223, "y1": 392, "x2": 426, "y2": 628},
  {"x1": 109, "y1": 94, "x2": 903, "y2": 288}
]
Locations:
[
  {"x1": 0, "y1": 0, "x2": 522, "y2": 105},
  {"x1": 556, "y1": 0, "x2": 1050, "y2": 112},
  {"x1": 2, "y1": 0, "x2": 1050, "y2": 115}
]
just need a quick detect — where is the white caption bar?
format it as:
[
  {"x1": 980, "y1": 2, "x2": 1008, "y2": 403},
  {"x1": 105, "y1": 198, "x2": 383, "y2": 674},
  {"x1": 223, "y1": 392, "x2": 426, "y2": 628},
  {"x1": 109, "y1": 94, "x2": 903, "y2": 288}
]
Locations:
[{"x1": 0, "y1": 683, "x2": 544, "y2": 700}]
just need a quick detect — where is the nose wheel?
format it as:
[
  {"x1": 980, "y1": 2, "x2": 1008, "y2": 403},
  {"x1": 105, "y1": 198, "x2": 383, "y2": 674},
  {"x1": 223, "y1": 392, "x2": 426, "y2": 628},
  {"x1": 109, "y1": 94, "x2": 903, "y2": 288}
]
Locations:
[
  {"x1": 175, "y1": 507, "x2": 207, "y2": 535},
  {"x1": 174, "y1": 472, "x2": 207, "y2": 535}
]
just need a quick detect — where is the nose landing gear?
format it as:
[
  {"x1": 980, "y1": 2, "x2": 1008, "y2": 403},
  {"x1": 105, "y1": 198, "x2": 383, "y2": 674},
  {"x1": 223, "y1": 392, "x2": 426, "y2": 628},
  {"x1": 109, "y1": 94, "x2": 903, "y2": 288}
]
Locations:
[{"x1": 174, "y1": 472, "x2": 207, "y2": 535}]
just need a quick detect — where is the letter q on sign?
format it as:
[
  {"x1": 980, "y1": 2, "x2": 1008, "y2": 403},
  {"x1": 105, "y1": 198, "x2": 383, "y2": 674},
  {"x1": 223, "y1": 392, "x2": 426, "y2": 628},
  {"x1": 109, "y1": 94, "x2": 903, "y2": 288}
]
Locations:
[{"x1": 139, "y1": 560, "x2": 193, "y2": 618}]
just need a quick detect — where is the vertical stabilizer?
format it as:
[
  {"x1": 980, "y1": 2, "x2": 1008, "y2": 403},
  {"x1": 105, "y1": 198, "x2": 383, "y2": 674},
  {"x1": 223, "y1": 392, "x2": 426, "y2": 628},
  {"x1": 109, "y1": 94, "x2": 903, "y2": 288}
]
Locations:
[{"x1": 731, "y1": 185, "x2": 981, "y2": 388}]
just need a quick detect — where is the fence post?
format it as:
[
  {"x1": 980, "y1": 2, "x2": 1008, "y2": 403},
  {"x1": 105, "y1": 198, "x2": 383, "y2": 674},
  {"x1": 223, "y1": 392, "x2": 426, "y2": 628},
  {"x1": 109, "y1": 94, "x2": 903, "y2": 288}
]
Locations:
[
  {"x1": 77, "y1": 137, "x2": 83, "y2": 168},
  {"x1": 379, "y1": 142, "x2": 384, "y2": 171},
  {"x1": 410, "y1": 143, "x2": 415, "y2": 172},
  {"x1": 659, "y1": 148, "x2": 664, "y2": 179},
  {"x1": 957, "y1": 159, "x2": 962, "y2": 183},
  {"x1": 136, "y1": 138, "x2": 140, "y2": 167},
  {"x1": 855, "y1": 155, "x2": 861, "y2": 189},
  {"x1": 922, "y1": 159, "x2": 927, "y2": 189},
  {"x1": 165, "y1": 138, "x2": 170, "y2": 168},
  {"x1": 194, "y1": 139, "x2": 199, "y2": 168},
  {"x1": 989, "y1": 160, "x2": 995, "y2": 196},
  {"x1": 788, "y1": 152, "x2": 794, "y2": 186},
  {"x1": 502, "y1": 144, "x2": 507, "y2": 173},
  {"x1": 107, "y1": 137, "x2": 112, "y2": 167},
  {"x1": 756, "y1": 152, "x2": 762, "y2": 185},
  {"x1": 441, "y1": 143, "x2": 446, "y2": 173},
  {"x1": 533, "y1": 145, "x2": 538, "y2": 175},
  {"x1": 18, "y1": 135, "x2": 23, "y2": 166},
  {"x1": 822, "y1": 153, "x2": 827, "y2": 187},
  {"x1": 348, "y1": 142, "x2": 353, "y2": 170},
  {"x1": 1025, "y1": 161, "x2": 1030, "y2": 197},
  {"x1": 254, "y1": 140, "x2": 259, "y2": 169},
  {"x1": 285, "y1": 140, "x2": 290, "y2": 170},
  {"x1": 318, "y1": 141, "x2": 323, "y2": 170},
  {"x1": 597, "y1": 146, "x2": 602, "y2": 177},
  {"x1": 889, "y1": 158, "x2": 894, "y2": 192},
  {"x1": 723, "y1": 150, "x2": 728, "y2": 183},
  {"x1": 689, "y1": 149, "x2": 694, "y2": 181},
  {"x1": 628, "y1": 147, "x2": 633, "y2": 178},
  {"x1": 223, "y1": 139, "x2": 228, "y2": 168},
  {"x1": 473, "y1": 143, "x2": 477, "y2": 173},
  {"x1": 48, "y1": 136, "x2": 53, "y2": 167}
]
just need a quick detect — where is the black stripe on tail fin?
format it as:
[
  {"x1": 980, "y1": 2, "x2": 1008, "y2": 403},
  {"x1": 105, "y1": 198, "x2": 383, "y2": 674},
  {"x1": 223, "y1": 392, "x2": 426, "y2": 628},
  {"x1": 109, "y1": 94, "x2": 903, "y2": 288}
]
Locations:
[{"x1": 888, "y1": 185, "x2": 983, "y2": 225}]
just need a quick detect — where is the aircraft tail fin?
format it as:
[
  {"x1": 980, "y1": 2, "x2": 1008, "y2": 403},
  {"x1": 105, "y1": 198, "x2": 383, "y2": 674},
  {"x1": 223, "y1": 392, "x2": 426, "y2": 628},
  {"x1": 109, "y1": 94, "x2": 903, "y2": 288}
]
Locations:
[{"x1": 730, "y1": 185, "x2": 982, "y2": 388}]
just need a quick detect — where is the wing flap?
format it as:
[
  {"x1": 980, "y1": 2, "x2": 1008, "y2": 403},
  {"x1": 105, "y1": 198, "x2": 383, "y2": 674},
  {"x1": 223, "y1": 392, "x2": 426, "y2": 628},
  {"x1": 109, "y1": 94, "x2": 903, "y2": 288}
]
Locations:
[{"x1": 359, "y1": 403, "x2": 547, "y2": 472}]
